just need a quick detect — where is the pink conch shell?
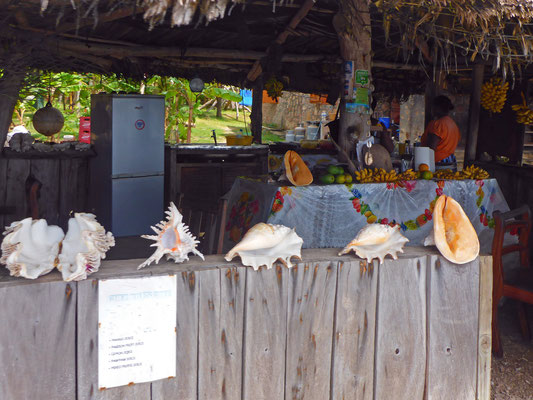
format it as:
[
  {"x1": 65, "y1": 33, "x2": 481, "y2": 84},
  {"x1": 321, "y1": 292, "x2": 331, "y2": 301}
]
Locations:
[
  {"x1": 339, "y1": 224, "x2": 409, "y2": 264},
  {"x1": 225, "y1": 223, "x2": 303, "y2": 271},
  {"x1": 139, "y1": 202, "x2": 204, "y2": 269},
  {"x1": 1, "y1": 218, "x2": 64, "y2": 279},
  {"x1": 57, "y1": 213, "x2": 115, "y2": 282}
]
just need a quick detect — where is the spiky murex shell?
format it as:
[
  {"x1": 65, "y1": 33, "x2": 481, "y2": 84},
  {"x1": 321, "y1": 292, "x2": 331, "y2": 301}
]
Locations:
[{"x1": 138, "y1": 202, "x2": 204, "y2": 269}]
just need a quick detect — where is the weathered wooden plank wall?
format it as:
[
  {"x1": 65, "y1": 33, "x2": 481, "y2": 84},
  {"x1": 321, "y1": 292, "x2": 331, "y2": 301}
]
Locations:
[
  {"x1": 0, "y1": 249, "x2": 492, "y2": 400},
  {"x1": 0, "y1": 280, "x2": 77, "y2": 400},
  {"x1": 0, "y1": 155, "x2": 89, "y2": 230}
]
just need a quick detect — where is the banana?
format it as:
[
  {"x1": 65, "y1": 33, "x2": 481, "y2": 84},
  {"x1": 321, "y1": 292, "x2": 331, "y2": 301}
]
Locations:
[{"x1": 481, "y1": 77, "x2": 508, "y2": 113}]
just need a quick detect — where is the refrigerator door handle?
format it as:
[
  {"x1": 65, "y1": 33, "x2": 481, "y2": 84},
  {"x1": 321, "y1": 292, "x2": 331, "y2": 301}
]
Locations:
[{"x1": 111, "y1": 172, "x2": 164, "y2": 179}]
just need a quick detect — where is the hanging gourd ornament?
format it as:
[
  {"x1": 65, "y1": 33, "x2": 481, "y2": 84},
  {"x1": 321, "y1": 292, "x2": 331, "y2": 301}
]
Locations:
[{"x1": 32, "y1": 101, "x2": 64, "y2": 136}]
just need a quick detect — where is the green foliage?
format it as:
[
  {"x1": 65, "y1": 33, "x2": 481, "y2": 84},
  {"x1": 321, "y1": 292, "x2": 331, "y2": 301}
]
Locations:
[{"x1": 12, "y1": 71, "x2": 243, "y2": 143}]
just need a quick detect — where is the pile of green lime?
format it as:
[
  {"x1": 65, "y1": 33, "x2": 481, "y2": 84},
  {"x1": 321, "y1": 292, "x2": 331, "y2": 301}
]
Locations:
[{"x1": 319, "y1": 165, "x2": 353, "y2": 184}]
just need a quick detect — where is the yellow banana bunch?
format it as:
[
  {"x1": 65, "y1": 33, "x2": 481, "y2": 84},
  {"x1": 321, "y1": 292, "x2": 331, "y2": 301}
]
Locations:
[
  {"x1": 434, "y1": 169, "x2": 464, "y2": 180},
  {"x1": 398, "y1": 169, "x2": 417, "y2": 181},
  {"x1": 481, "y1": 77, "x2": 508, "y2": 113},
  {"x1": 511, "y1": 93, "x2": 533, "y2": 124},
  {"x1": 374, "y1": 169, "x2": 399, "y2": 183},
  {"x1": 355, "y1": 168, "x2": 399, "y2": 183},
  {"x1": 461, "y1": 165, "x2": 490, "y2": 180},
  {"x1": 355, "y1": 168, "x2": 374, "y2": 183}
]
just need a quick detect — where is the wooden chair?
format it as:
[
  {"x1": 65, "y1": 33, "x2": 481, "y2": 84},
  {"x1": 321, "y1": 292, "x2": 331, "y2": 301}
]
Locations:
[
  {"x1": 176, "y1": 193, "x2": 228, "y2": 255},
  {"x1": 492, "y1": 205, "x2": 533, "y2": 357}
]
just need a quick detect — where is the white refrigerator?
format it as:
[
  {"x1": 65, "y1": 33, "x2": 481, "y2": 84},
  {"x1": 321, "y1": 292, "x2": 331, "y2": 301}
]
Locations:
[{"x1": 89, "y1": 94, "x2": 165, "y2": 237}]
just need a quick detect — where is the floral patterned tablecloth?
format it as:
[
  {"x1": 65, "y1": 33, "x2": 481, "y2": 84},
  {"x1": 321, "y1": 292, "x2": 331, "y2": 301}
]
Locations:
[{"x1": 222, "y1": 178, "x2": 510, "y2": 254}]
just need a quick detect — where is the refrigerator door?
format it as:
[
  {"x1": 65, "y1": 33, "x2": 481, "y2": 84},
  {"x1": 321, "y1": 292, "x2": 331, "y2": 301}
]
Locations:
[
  {"x1": 111, "y1": 95, "x2": 165, "y2": 176},
  {"x1": 112, "y1": 175, "x2": 164, "y2": 237}
]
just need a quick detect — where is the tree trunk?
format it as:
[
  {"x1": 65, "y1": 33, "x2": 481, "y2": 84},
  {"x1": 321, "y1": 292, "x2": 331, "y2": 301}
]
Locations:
[
  {"x1": 216, "y1": 97, "x2": 223, "y2": 118},
  {"x1": 0, "y1": 67, "x2": 26, "y2": 156},
  {"x1": 187, "y1": 102, "x2": 193, "y2": 143},
  {"x1": 334, "y1": 0, "x2": 372, "y2": 172},
  {"x1": 251, "y1": 78, "x2": 263, "y2": 143},
  {"x1": 236, "y1": 102, "x2": 240, "y2": 119}
]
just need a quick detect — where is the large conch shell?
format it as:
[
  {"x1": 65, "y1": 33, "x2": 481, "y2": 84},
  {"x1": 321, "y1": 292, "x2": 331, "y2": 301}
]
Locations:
[
  {"x1": 284, "y1": 150, "x2": 313, "y2": 186},
  {"x1": 427, "y1": 195, "x2": 479, "y2": 264},
  {"x1": 139, "y1": 202, "x2": 204, "y2": 269},
  {"x1": 57, "y1": 213, "x2": 115, "y2": 281},
  {"x1": 0, "y1": 218, "x2": 65, "y2": 279},
  {"x1": 225, "y1": 223, "x2": 303, "y2": 270},
  {"x1": 338, "y1": 224, "x2": 409, "y2": 264}
]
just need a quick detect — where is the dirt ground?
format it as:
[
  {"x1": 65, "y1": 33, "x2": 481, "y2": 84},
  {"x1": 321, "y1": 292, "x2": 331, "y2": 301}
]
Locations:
[{"x1": 491, "y1": 301, "x2": 533, "y2": 400}]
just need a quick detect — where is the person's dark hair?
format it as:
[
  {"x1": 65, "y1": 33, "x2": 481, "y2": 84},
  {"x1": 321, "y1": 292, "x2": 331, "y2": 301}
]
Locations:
[{"x1": 433, "y1": 95, "x2": 454, "y2": 112}]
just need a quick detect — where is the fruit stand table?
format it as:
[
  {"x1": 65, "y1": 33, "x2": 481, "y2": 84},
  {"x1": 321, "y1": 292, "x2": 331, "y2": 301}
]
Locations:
[{"x1": 222, "y1": 178, "x2": 510, "y2": 253}]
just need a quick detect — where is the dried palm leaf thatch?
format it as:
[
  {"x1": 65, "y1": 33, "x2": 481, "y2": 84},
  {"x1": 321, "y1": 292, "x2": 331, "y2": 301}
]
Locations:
[{"x1": 374, "y1": 0, "x2": 533, "y2": 74}]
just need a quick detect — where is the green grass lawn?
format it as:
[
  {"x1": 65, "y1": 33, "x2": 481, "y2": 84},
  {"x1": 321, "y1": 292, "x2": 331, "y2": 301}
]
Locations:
[{"x1": 189, "y1": 109, "x2": 283, "y2": 144}]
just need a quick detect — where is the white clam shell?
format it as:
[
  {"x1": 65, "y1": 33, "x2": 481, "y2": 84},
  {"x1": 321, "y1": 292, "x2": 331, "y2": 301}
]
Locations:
[
  {"x1": 225, "y1": 223, "x2": 303, "y2": 271},
  {"x1": 339, "y1": 224, "x2": 409, "y2": 264},
  {"x1": 1, "y1": 218, "x2": 65, "y2": 279},
  {"x1": 57, "y1": 213, "x2": 115, "y2": 282},
  {"x1": 139, "y1": 202, "x2": 204, "y2": 269}
]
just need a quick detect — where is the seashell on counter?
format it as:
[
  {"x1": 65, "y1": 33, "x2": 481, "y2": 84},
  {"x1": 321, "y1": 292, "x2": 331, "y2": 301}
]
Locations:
[
  {"x1": 57, "y1": 213, "x2": 115, "y2": 281},
  {"x1": 426, "y1": 195, "x2": 480, "y2": 264},
  {"x1": 225, "y1": 223, "x2": 303, "y2": 270},
  {"x1": 139, "y1": 202, "x2": 204, "y2": 269},
  {"x1": 339, "y1": 224, "x2": 409, "y2": 264},
  {"x1": 0, "y1": 218, "x2": 65, "y2": 279}
]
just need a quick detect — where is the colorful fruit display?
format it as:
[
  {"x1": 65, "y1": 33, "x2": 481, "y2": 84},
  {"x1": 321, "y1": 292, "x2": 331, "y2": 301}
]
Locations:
[
  {"x1": 354, "y1": 165, "x2": 490, "y2": 184},
  {"x1": 481, "y1": 77, "x2": 508, "y2": 113}
]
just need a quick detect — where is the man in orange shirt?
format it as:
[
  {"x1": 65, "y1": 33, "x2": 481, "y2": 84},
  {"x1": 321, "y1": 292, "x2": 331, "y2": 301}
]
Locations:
[{"x1": 421, "y1": 95, "x2": 461, "y2": 164}]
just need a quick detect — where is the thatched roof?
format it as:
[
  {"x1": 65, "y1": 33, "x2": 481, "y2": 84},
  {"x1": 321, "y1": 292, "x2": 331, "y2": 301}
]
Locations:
[{"x1": 1, "y1": 0, "x2": 533, "y2": 95}]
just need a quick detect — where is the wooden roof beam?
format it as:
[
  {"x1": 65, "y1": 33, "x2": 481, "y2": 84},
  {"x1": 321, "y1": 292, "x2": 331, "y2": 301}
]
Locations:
[{"x1": 246, "y1": 0, "x2": 316, "y2": 82}]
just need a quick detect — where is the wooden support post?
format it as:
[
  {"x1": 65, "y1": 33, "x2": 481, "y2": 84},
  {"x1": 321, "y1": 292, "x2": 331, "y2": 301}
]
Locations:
[
  {"x1": 465, "y1": 64, "x2": 485, "y2": 162},
  {"x1": 334, "y1": 0, "x2": 372, "y2": 171},
  {"x1": 0, "y1": 66, "x2": 26, "y2": 158},
  {"x1": 251, "y1": 78, "x2": 263, "y2": 144},
  {"x1": 425, "y1": 79, "x2": 436, "y2": 128}
]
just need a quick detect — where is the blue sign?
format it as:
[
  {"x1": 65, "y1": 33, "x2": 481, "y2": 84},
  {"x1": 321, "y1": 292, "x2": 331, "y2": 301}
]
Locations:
[{"x1": 135, "y1": 119, "x2": 145, "y2": 130}]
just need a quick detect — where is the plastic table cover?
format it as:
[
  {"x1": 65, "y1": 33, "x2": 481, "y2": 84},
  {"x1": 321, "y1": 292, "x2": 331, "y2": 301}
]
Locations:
[{"x1": 222, "y1": 178, "x2": 510, "y2": 254}]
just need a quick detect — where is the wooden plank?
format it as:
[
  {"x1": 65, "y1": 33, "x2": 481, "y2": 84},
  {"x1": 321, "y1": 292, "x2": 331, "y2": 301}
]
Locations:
[
  {"x1": 476, "y1": 256, "x2": 493, "y2": 400},
  {"x1": 374, "y1": 256, "x2": 427, "y2": 400},
  {"x1": 58, "y1": 159, "x2": 79, "y2": 230},
  {"x1": 425, "y1": 256, "x2": 479, "y2": 399},
  {"x1": 152, "y1": 271, "x2": 199, "y2": 400},
  {"x1": 31, "y1": 158, "x2": 60, "y2": 225},
  {"x1": 77, "y1": 279, "x2": 152, "y2": 400},
  {"x1": 198, "y1": 267, "x2": 245, "y2": 400},
  {"x1": 0, "y1": 157, "x2": 8, "y2": 230},
  {"x1": 77, "y1": 158, "x2": 89, "y2": 212},
  {"x1": 331, "y1": 259, "x2": 378, "y2": 400},
  {"x1": 0, "y1": 281, "x2": 76, "y2": 400},
  {"x1": 242, "y1": 265, "x2": 289, "y2": 400},
  {"x1": 4, "y1": 158, "x2": 30, "y2": 224},
  {"x1": 284, "y1": 261, "x2": 337, "y2": 400}
]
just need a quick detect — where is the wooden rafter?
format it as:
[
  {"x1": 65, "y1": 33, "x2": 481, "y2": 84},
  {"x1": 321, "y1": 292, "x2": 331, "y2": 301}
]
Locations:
[{"x1": 246, "y1": 0, "x2": 316, "y2": 82}]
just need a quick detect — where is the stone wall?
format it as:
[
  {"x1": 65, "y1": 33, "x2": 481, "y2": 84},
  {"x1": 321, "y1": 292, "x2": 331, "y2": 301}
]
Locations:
[{"x1": 262, "y1": 91, "x2": 337, "y2": 130}]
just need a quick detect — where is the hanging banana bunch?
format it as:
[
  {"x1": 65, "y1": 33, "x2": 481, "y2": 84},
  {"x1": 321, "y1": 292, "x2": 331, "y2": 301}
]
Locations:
[
  {"x1": 264, "y1": 77, "x2": 283, "y2": 101},
  {"x1": 480, "y1": 77, "x2": 509, "y2": 113},
  {"x1": 511, "y1": 92, "x2": 533, "y2": 125}
]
